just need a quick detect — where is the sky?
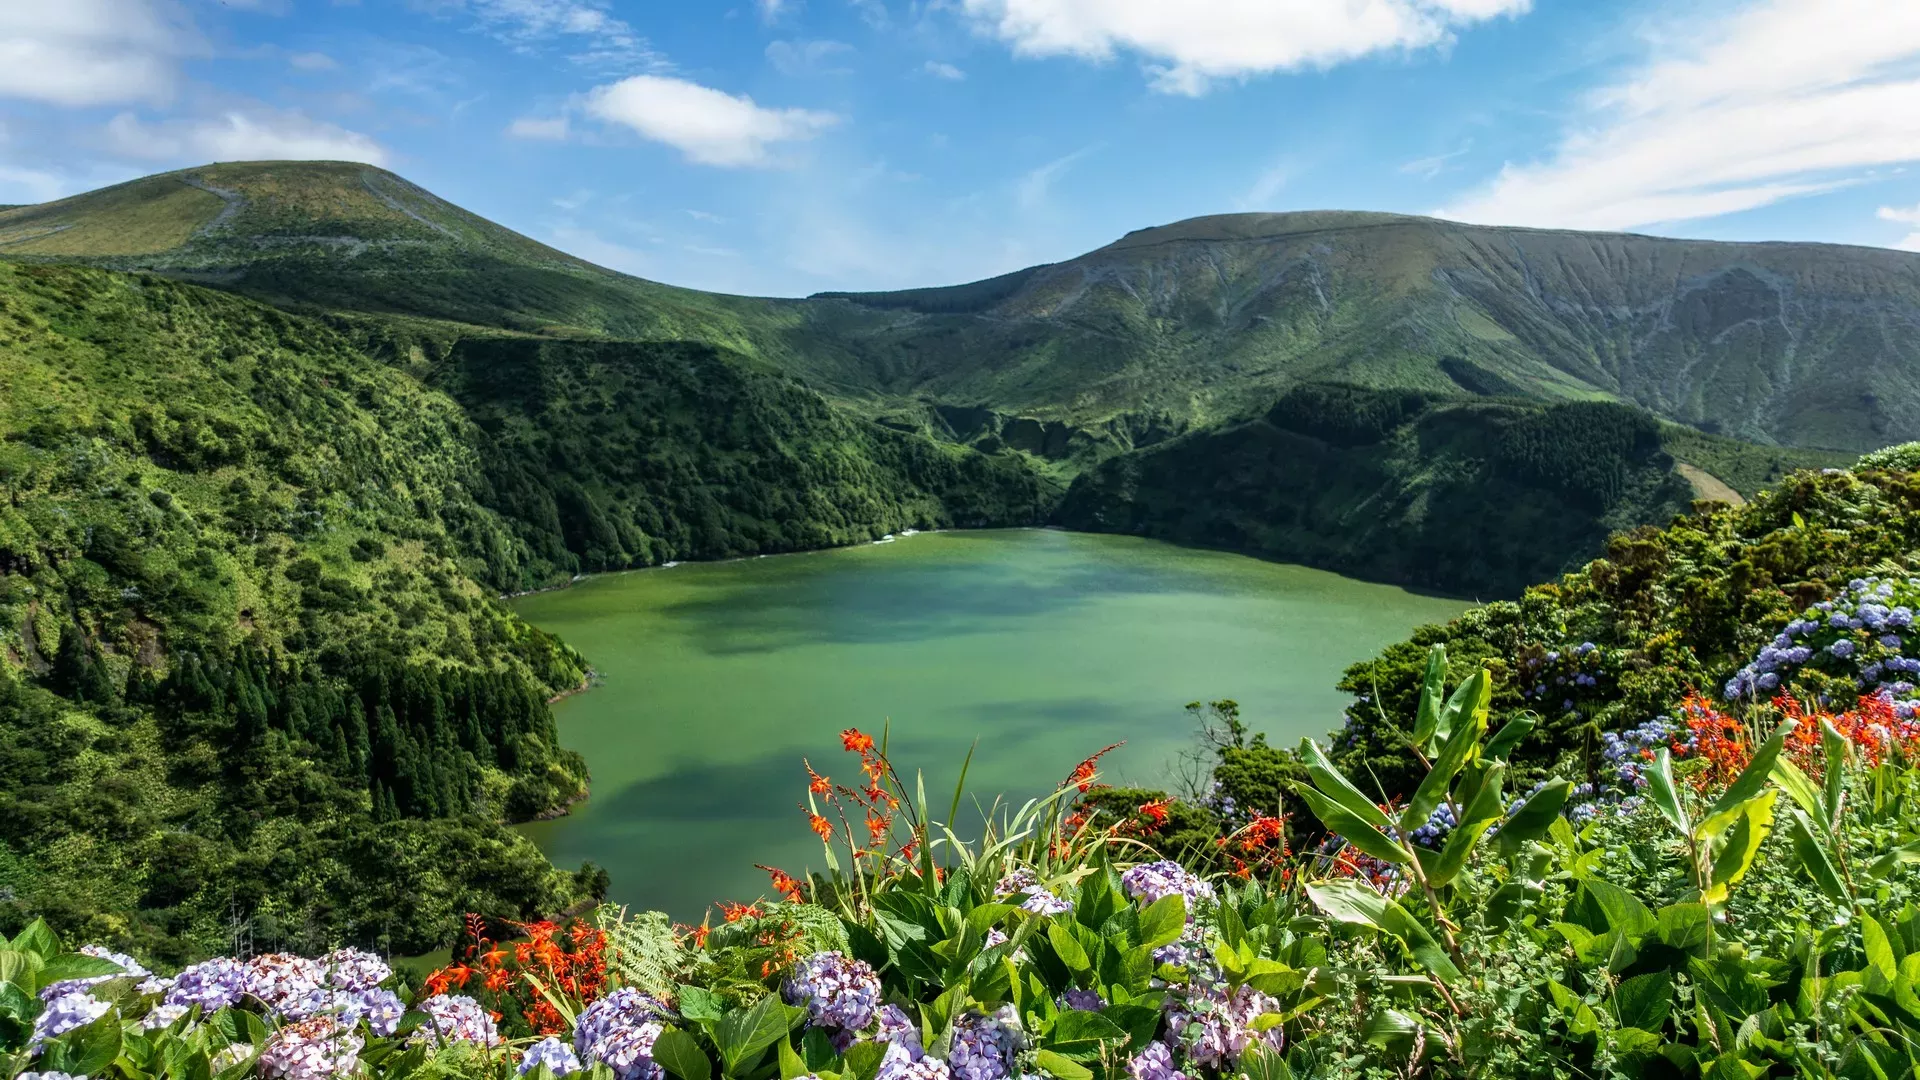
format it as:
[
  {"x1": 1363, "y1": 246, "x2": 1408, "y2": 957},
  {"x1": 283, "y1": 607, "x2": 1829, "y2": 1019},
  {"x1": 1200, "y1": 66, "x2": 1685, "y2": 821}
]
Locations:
[{"x1": 5, "y1": 0, "x2": 1920, "y2": 297}]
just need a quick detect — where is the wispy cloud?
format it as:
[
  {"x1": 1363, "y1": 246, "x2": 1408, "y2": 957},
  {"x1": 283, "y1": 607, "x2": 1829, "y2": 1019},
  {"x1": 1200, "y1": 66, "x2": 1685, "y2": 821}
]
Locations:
[
  {"x1": 1399, "y1": 143, "x2": 1470, "y2": 181},
  {"x1": 766, "y1": 39, "x2": 853, "y2": 76},
  {"x1": 1879, "y1": 202, "x2": 1920, "y2": 252},
  {"x1": 923, "y1": 61, "x2": 966, "y2": 81},
  {"x1": 1440, "y1": 0, "x2": 1920, "y2": 233},
  {"x1": 446, "y1": 0, "x2": 667, "y2": 71},
  {"x1": 1236, "y1": 159, "x2": 1294, "y2": 210},
  {"x1": 959, "y1": 0, "x2": 1530, "y2": 96},
  {"x1": 103, "y1": 108, "x2": 389, "y2": 165},
  {"x1": 1016, "y1": 145, "x2": 1096, "y2": 211},
  {"x1": 685, "y1": 209, "x2": 728, "y2": 223}
]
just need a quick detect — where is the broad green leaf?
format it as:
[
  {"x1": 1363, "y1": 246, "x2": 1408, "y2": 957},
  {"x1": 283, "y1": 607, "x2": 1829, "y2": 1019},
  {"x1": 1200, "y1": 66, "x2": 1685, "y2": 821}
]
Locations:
[
  {"x1": 677, "y1": 986, "x2": 726, "y2": 1026},
  {"x1": 9, "y1": 920, "x2": 57, "y2": 960},
  {"x1": 654, "y1": 1028, "x2": 715, "y2": 1080},
  {"x1": 0, "y1": 949, "x2": 42, "y2": 990},
  {"x1": 1361, "y1": 1008, "x2": 1421, "y2": 1049},
  {"x1": 1769, "y1": 758, "x2": 1825, "y2": 832},
  {"x1": 1433, "y1": 662, "x2": 1491, "y2": 748},
  {"x1": 1583, "y1": 878, "x2": 1657, "y2": 939},
  {"x1": 1033, "y1": 1050, "x2": 1093, "y2": 1080},
  {"x1": 31, "y1": 954, "x2": 128, "y2": 994},
  {"x1": 1412, "y1": 645, "x2": 1447, "y2": 749},
  {"x1": 1292, "y1": 787, "x2": 1408, "y2": 866},
  {"x1": 1482, "y1": 715, "x2": 1535, "y2": 763},
  {"x1": 713, "y1": 996, "x2": 795, "y2": 1073},
  {"x1": 1399, "y1": 669, "x2": 1490, "y2": 832},
  {"x1": 842, "y1": 1043, "x2": 887, "y2": 1080},
  {"x1": 1046, "y1": 1010, "x2": 1129, "y2": 1059},
  {"x1": 1428, "y1": 764, "x2": 1506, "y2": 887},
  {"x1": 1497, "y1": 780, "x2": 1572, "y2": 857},
  {"x1": 1704, "y1": 793, "x2": 1777, "y2": 905},
  {"x1": 1133, "y1": 895, "x2": 1186, "y2": 951},
  {"x1": 1614, "y1": 971, "x2": 1673, "y2": 1032},
  {"x1": 1048, "y1": 923, "x2": 1091, "y2": 973},
  {"x1": 1240, "y1": 1045, "x2": 1294, "y2": 1080},
  {"x1": 1785, "y1": 808, "x2": 1851, "y2": 904},
  {"x1": 1305, "y1": 880, "x2": 1462, "y2": 983},
  {"x1": 1865, "y1": 915, "x2": 1900, "y2": 983},
  {"x1": 1705, "y1": 720, "x2": 1794, "y2": 820},
  {"x1": 41, "y1": 1011, "x2": 122, "y2": 1078},
  {"x1": 1645, "y1": 750, "x2": 1691, "y2": 837},
  {"x1": 1296, "y1": 739, "x2": 1395, "y2": 833}
]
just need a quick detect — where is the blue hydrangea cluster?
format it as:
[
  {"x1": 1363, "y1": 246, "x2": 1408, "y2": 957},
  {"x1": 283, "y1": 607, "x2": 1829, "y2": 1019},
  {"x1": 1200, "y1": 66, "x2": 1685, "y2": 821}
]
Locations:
[
  {"x1": 31, "y1": 992, "x2": 113, "y2": 1047},
  {"x1": 411, "y1": 995, "x2": 500, "y2": 1048},
  {"x1": 1407, "y1": 803, "x2": 1456, "y2": 848},
  {"x1": 785, "y1": 952, "x2": 882, "y2": 1033},
  {"x1": 993, "y1": 870, "x2": 1071, "y2": 916},
  {"x1": 164, "y1": 958, "x2": 248, "y2": 1011},
  {"x1": 574, "y1": 987, "x2": 670, "y2": 1080},
  {"x1": 1126, "y1": 1042, "x2": 1189, "y2": 1080},
  {"x1": 1194, "y1": 781, "x2": 1240, "y2": 825},
  {"x1": 946, "y1": 1008, "x2": 1020, "y2": 1080},
  {"x1": 1725, "y1": 577, "x2": 1920, "y2": 716},
  {"x1": 521, "y1": 1036, "x2": 585, "y2": 1077},
  {"x1": 1518, "y1": 642, "x2": 1612, "y2": 717},
  {"x1": 259, "y1": 1016, "x2": 363, "y2": 1080}
]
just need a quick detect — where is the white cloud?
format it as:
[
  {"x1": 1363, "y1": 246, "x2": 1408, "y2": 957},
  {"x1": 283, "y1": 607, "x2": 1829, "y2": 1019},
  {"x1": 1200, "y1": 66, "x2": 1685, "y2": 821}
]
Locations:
[
  {"x1": 959, "y1": 0, "x2": 1528, "y2": 95},
  {"x1": 288, "y1": 51, "x2": 338, "y2": 71},
  {"x1": 1016, "y1": 146, "x2": 1095, "y2": 210},
  {"x1": 507, "y1": 116, "x2": 570, "y2": 139},
  {"x1": 1399, "y1": 143, "x2": 1469, "y2": 180},
  {"x1": 759, "y1": 0, "x2": 793, "y2": 22},
  {"x1": 582, "y1": 75, "x2": 838, "y2": 167},
  {"x1": 0, "y1": 166, "x2": 72, "y2": 205},
  {"x1": 923, "y1": 61, "x2": 966, "y2": 80},
  {"x1": 103, "y1": 109, "x2": 389, "y2": 165},
  {"x1": 1440, "y1": 0, "x2": 1920, "y2": 233},
  {"x1": 1879, "y1": 203, "x2": 1920, "y2": 252},
  {"x1": 685, "y1": 209, "x2": 728, "y2": 223},
  {"x1": 766, "y1": 39, "x2": 853, "y2": 76},
  {"x1": 0, "y1": 0, "x2": 199, "y2": 106},
  {"x1": 1236, "y1": 160, "x2": 1294, "y2": 210}
]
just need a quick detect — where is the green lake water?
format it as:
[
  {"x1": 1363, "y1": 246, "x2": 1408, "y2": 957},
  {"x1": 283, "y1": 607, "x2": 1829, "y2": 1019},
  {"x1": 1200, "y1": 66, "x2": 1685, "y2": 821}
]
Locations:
[{"x1": 513, "y1": 529, "x2": 1465, "y2": 920}]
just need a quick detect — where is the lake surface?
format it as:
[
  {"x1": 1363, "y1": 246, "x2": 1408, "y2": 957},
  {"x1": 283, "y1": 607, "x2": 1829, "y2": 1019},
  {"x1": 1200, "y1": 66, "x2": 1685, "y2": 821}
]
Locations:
[{"x1": 514, "y1": 529, "x2": 1465, "y2": 920}]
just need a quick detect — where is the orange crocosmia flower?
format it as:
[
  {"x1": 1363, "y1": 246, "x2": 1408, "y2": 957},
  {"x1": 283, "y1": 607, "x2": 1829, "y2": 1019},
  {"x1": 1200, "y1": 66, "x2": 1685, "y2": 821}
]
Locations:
[
  {"x1": 866, "y1": 813, "x2": 889, "y2": 845},
  {"x1": 808, "y1": 812, "x2": 834, "y2": 840},
  {"x1": 807, "y1": 764, "x2": 833, "y2": 795},
  {"x1": 719, "y1": 901, "x2": 765, "y2": 923},
  {"x1": 842, "y1": 728, "x2": 875, "y2": 754},
  {"x1": 484, "y1": 968, "x2": 512, "y2": 993},
  {"x1": 1138, "y1": 800, "x2": 1170, "y2": 825},
  {"x1": 1064, "y1": 742, "x2": 1126, "y2": 793}
]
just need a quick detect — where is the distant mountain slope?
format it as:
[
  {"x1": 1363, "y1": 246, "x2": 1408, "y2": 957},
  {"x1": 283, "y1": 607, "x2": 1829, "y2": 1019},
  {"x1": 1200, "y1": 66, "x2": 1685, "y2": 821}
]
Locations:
[
  {"x1": 11, "y1": 164, "x2": 1920, "y2": 450},
  {"x1": 825, "y1": 213, "x2": 1920, "y2": 449}
]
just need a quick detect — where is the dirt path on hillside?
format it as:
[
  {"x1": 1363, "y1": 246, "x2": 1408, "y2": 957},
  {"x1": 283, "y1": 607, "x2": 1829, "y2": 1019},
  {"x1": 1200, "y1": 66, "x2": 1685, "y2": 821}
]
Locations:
[{"x1": 1677, "y1": 463, "x2": 1745, "y2": 506}]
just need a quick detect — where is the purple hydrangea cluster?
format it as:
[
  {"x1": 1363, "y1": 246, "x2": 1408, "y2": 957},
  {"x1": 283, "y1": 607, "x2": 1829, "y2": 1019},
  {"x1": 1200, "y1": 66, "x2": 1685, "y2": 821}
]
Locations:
[
  {"x1": 1126, "y1": 1041, "x2": 1189, "y2": 1080},
  {"x1": 31, "y1": 992, "x2": 113, "y2": 1047},
  {"x1": 319, "y1": 948, "x2": 392, "y2": 991},
  {"x1": 946, "y1": 1009, "x2": 1020, "y2": 1080},
  {"x1": 286, "y1": 986, "x2": 406, "y2": 1034},
  {"x1": 1518, "y1": 642, "x2": 1609, "y2": 716},
  {"x1": 1726, "y1": 578, "x2": 1920, "y2": 715},
  {"x1": 574, "y1": 987, "x2": 669, "y2": 1080},
  {"x1": 520, "y1": 1036, "x2": 585, "y2": 1077},
  {"x1": 258, "y1": 1017, "x2": 363, "y2": 1080},
  {"x1": 1178, "y1": 986, "x2": 1283, "y2": 1067},
  {"x1": 1558, "y1": 717, "x2": 1678, "y2": 824},
  {"x1": 1195, "y1": 782, "x2": 1240, "y2": 825},
  {"x1": 142, "y1": 1004, "x2": 192, "y2": 1030},
  {"x1": 40, "y1": 945, "x2": 148, "y2": 1001},
  {"x1": 877, "y1": 1042, "x2": 953, "y2": 1080},
  {"x1": 17, "y1": 1073, "x2": 88, "y2": 1080},
  {"x1": 785, "y1": 952, "x2": 882, "y2": 1032},
  {"x1": 993, "y1": 870, "x2": 1071, "y2": 916},
  {"x1": 412, "y1": 994, "x2": 500, "y2": 1048},
  {"x1": 1057, "y1": 989, "x2": 1104, "y2": 1011},
  {"x1": 875, "y1": 1004, "x2": 924, "y2": 1058},
  {"x1": 165, "y1": 958, "x2": 247, "y2": 1012},
  {"x1": 1119, "y1": 862, "x2": 1215, "y2": 909},
  {"x1": 244, "y1": 954, "x2": 326, "y2": 1015}
]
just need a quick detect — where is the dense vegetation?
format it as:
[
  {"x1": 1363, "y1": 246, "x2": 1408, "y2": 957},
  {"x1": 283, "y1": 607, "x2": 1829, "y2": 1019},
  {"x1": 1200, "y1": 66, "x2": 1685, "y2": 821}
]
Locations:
[
  {"x1": 1058, "y1": 386, "x2": 1846, "y2": 597},
  {"x1": 0, "y1": 260, "x2": 1042, "y2": 958}
]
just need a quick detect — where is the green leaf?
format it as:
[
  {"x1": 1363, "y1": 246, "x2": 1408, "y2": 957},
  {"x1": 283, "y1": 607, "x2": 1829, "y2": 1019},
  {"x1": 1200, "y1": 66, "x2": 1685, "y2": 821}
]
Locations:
[
  {"x1": 1703, "y1": 792, "x2": 1777, "y2": 904},
  {"x1": 1047, "y1": 922, "x2": 1091, "y2": 973},
  {"x1": 1645, "y1": 750, "x2": 1691, "y2": 837},
  {"x1": 842, "y1": 1042, "x2": 887, "y2": 1080},
  {"x1": 1296, "y1": 738, "x2": 1395, "y2": 834},
  {"x1": 1361, "y1": 1008, "x2": 1421, "y2": 1049},
  {"x1": 1865, "y1": 915, "x2": 1900, "y2": 983},
  {"x1": 1033, "y1": 1050, "x2": 1093, "y2": 1080},
  {"x1": 1482, "y1": 715, "x2": 1535, "y2": 763},
  {"x1": 1822, "y1": 719, "x2": 1850, "y2": 826},
  {"x1": 1705, "y1": 720, "x2": 1793, "y2": 821},
  {"x1": 713, "y1": 996, "x2": 795, "y2": 1074},
  {"x1": 1785, "y1": 808, "x2": 1851, "y2": 904},
  {"x1": 1305, "y1": 880, "x2": 1462, "y2": 983},
  {"x1": 1614, "y1": 971, "x2": 1673, "y2": 1032},
  {"x1": 1433, "y1": 664, "x2": 1492, "y2": 750},
  {"x1": 1496, "y1": 780, "x2": 1572, "y2": 857},
  {"x1": 1240, "y1": 1045, "x2": 1294, "y2": 1080},
  {"x1": 1399, "y1": 669, "x2": 1490, "y2": 832},
  {"x1": 0, "y1": 949, "x2": 42, "y2": 991},
  {"x1": 801, "y1": 1028, "x2": 840, "y2": 1072},
  {"x1": 1292, "y1": 787, "x2": 1408, "y2": 866},
  {"x1": 678, "y1": 986, "x2": 727, "y2": 1026},
  {"x1": 1769, "y1": 758, "x2": 1826, "y2": 832},
  {"x1": 1428, "y1": 764, "x2": 1505, "y2": 887},
  {"x1": 1582, "y1": 879, "x2": 1656, "y2": 939},
  {"x1": 31, "y1": 954, "x2": 129, "y2": 993},
  {"x1": 1133, "y1": 895, "x2": 1186, "y2": 951},
  {"x1": 1047, "y1": 1009, "x2": 1129, "y2": 1058},
  {"x1": 41, "y1": 1011, "x2": 122, "y2": 1078},
  {"x1": 1412, "y1": 645, "x2": 1447, "y2": 749},
  {"x1": 654, "y1": 1028, "x2": 716, "y2": 1080}
]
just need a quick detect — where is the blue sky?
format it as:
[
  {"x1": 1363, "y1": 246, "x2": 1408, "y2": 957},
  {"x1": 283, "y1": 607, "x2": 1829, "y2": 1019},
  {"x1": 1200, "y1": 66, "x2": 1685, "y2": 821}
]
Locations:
[{"x1": 5, "y1": 0, "x2": 1920, "y2": 297}]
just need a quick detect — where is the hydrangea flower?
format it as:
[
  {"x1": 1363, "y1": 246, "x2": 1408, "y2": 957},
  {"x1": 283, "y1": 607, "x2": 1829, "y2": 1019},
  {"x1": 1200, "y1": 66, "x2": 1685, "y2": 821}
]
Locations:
[
  {"x1": 784, "y1": 952, "x2": 881, "y2": 1032},
  {"x1": 875, "y1": 1004, "x2": 923, "y2": 1059},
  {"x1": 258, "y1": 1017, "x2": 363, "y2": 1080},
  {"x1": 575, "y1": 988, "x2": 670, "y2": 1080},
  {"x1": 1180, "y1": 986, "x2": 1283, "y2": 1067},
  {"x1": 40, "y1": 945, "x2": 148, "y2": 1000},
  {"x1": 245, "y1": 955, "x2": 326, "y2": 1016},
  {"x1": 993, "y1": 870, "x2": 1071, "y2": 915},
  {"x1": 1119, "y1": 861, "x2": 1214, "y2": 908},
  {"x1": 137, "y1": 976, "x2": 176, "y2": 997},
  {"x1": 31, "y1": 993, "x2": 113, "y2": 1048},
  {"x1": 1726, "y1": 577, "x2": 1920, "y2": 718},
  {"x1": 1057, "y1": 989, "x2": 1104, "y2": 1011},
  {"x1": 164, "y1": 956, "x2": 247, "y2": 1013},
  {"x1": 18, "y1": 1073, "x2": 88, "y2": 1080},
  {"x1": 1126, "y1": 1042, "x2": 1189, "y2": 1080},
  {"x1": 413, "y1": 994, "x2": 500, "y2": 1048},
  {"x1": 142, "y1": 1004, "x2": 192, "y2": 1030},
  {"x1": 877, "y1": 1041, "x2": 952, "y2": 1080},
  {"x1": 947, "y1": 1009, "x2": 1020, "y2": 1080},
  {"x1": 319, "y1": 949, "x2": 391, "y2": 992},
  {"x1": 521, "y1": 1036, "x2": 585, "y2": 1077}
]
